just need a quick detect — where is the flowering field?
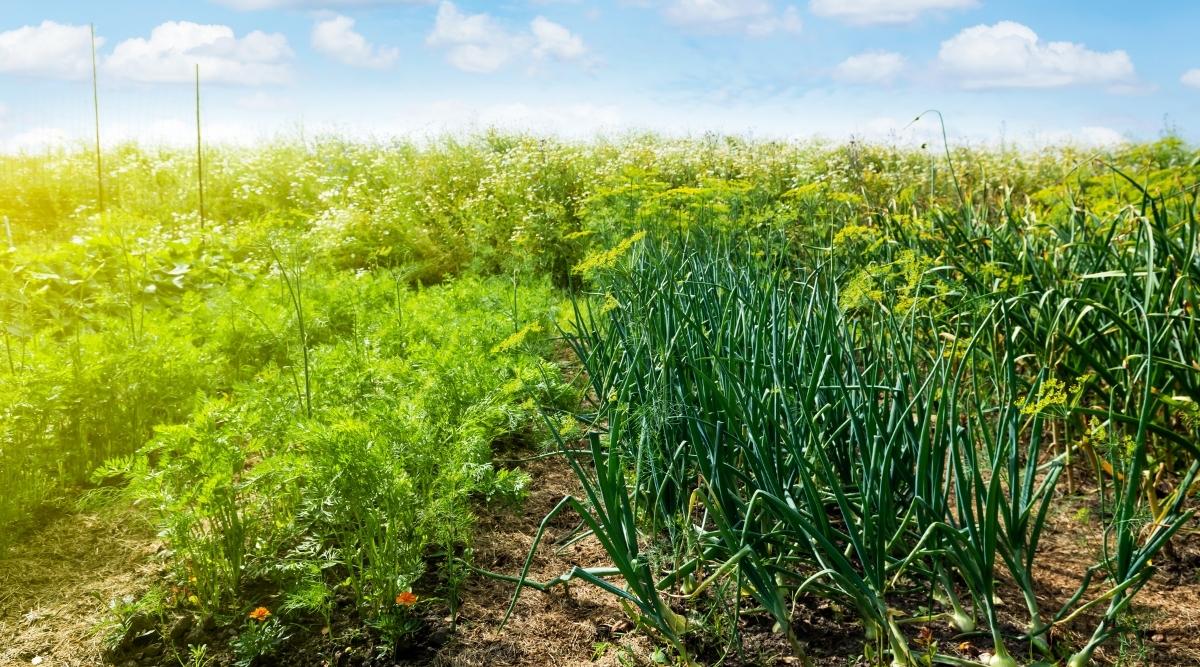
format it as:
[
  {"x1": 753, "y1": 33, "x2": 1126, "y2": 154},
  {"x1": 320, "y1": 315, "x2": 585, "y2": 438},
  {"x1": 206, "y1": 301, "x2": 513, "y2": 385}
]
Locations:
[{"x1": 2, "y1": 135, "x2": 1199, "y2": 666}]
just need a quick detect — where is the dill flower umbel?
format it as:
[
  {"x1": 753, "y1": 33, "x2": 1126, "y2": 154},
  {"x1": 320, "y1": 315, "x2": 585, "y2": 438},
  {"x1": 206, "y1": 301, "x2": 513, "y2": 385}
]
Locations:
[{"x1": 572, "y1": 231, "x2": 646, "y2": 277}]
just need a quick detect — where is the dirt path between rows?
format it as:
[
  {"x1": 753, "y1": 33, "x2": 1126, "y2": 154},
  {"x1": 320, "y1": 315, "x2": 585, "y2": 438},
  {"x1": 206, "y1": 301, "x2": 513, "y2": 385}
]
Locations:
[
  {"x1": 0, "y1": 509, "x2": 162, "y2": 667},
  {"x1": 426, "y1": 454, "x2": 654, "y2": 667}
]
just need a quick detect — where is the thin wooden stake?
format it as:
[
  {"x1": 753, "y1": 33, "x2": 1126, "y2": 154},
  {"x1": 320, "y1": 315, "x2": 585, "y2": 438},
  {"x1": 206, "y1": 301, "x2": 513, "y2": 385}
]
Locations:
[
  {"x1": 90, "y1": 23, "x2": 103, "y2": 213},
  {"x1": 195, "y1": 63, "x2": 206, "y2": 231}
]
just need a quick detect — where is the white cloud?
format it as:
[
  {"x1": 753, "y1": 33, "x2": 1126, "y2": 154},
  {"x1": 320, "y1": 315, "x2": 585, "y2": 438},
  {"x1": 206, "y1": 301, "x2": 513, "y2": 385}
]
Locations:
[
  {"x1": 663, "y1": 0, "x2": 802, "y2": 36},
  {"x1": 531, "y1": 17, "x2": 587, "y2": 60},
  {"x1": 833, "y1": 51, "x2": 906, "y2": 84},
  {"x1": 3, "y1": 127, "x2": 72, "y2": 153},
  {"x1": 380, "y1": 100, "x2": 623, "y2": 137},
  {"x1": 0, "y1": 20, "x2": 293, "y2": 86},
  {"x1": 809, "y1": 0, "x2": 976, "y2": 25},
  {"x1": 938, "y1": 21, "x2": 1136, "y2": 90},
  {"x1": 106, "y1": 22, "x2": 294, "y2": 85},
  {"x1": 475, "y1": 102, "x2": 621, "y2": 135},
  {"x1": 312, "y1": 15, "x2": 399, "y2": 69},
  {"x1": 1183, "y1": 69, "x2": 1200, "y2": 89},
  {"x1": 1078, "y1": 126, "x2": 1125, "y2": 146},
  {"x1": 105, "y1": 118, "x2": 262, "y2": 145},
  {"x1": 854, "y1": 117, "x2": 1127, "y2": 150},
  {"x1": 0, "y1": 21, "x2": 98, "y2": 80},
  {"x1": 1025, "y1": 125, "x2": 1127, "y2": 148},
  {"x1": 215, "y1": 0, "x2": 432, "y2": 9},
  {"x1": 854, "y1": 116, "x2": 943, "y2": 146},
  {"x1": 0, "y1": 118, "x2": 269, "y2": 152},
  {"x1": 426, "y1": 2, "x2": 525, "y2": 72},
  {"x1": 426, "y1": 2, "x2": 588, "y2": 72},
  {"x1": 106, "y1": 22, "x2": 293, "y2": 85},
  {"x1": 238, "y1": 91, "x2": 292, "y2": 110}
]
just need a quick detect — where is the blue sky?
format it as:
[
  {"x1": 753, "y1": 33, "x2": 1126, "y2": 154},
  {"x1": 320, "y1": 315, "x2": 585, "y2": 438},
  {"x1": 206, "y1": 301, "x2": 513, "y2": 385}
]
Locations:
[{"x1": 0, "y1": 0, "x2": 1197, "y2": 150}]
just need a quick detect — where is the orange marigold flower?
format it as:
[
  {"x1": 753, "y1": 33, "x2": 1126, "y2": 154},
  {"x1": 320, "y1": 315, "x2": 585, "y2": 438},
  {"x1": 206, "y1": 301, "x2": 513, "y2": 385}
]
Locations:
[
  {"x1": 248, "y1": 607, "x2": 271, "y2": 622},
  {"x1": 395, "y1": 591, "x2": 418, "y2": 606}
]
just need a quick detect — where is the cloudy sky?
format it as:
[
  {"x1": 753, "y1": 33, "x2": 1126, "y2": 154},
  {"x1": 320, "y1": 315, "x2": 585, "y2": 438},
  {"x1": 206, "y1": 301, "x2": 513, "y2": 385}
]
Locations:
[{"x1": 0, "y1": 0, "x2": 1197, "y2": 150}]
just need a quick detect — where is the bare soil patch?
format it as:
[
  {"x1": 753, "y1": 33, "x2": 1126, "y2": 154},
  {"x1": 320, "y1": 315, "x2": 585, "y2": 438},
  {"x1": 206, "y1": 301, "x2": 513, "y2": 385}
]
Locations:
[
  {"x1": 425, "y1": 453, "x2": 653, "y2": 667},
  {"x1": 0, "y1": 508, "x2": 161, "y2": 667}
]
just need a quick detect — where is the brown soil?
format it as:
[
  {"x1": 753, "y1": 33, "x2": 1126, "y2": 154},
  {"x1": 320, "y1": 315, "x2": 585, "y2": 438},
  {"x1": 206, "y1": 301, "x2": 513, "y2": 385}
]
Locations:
[
  {"x1": 441, "y1": 456, "x2": 1200, "y2": 667},
  {"x1": 1016, "y1": 490, "x2": 1200, "y2": 666},
  {"x1": 3, "y1": 458, "x2": 1200, "y2": 667},
  {"x1": 0, "y1": 508, "x2": 163, "y2": 667},
  {"x1": 426, "y1": 453, "x2": 655, "y2": 667}
]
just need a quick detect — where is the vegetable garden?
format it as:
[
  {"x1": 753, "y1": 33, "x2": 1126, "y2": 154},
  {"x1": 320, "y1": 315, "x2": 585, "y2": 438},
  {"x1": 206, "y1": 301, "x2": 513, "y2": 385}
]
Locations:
[{"x1": 1, "y1": 135, "x2": 1198, "y2": 666}]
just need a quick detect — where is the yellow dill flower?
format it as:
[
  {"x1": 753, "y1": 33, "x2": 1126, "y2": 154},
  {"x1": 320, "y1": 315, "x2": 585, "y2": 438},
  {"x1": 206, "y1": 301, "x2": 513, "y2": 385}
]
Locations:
[
  {"x1": 492, "y1": 322, "x2": 543, "y2": 354},
  {"x1": 839, "y1": 268, "x2": 883, "y2": 311},
  {"x1": 572, "y1": 231, "x2": 647, "y2": 277},
  {"x1": 1021, "y1": 377, "x2": 1068, "y2": 415},
  {"x1": 599, "y1": 293, "x2": 621, "y2": 314},
  {"x1": 832, "y1": 225, "x2": 878, "y2": 255}
]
